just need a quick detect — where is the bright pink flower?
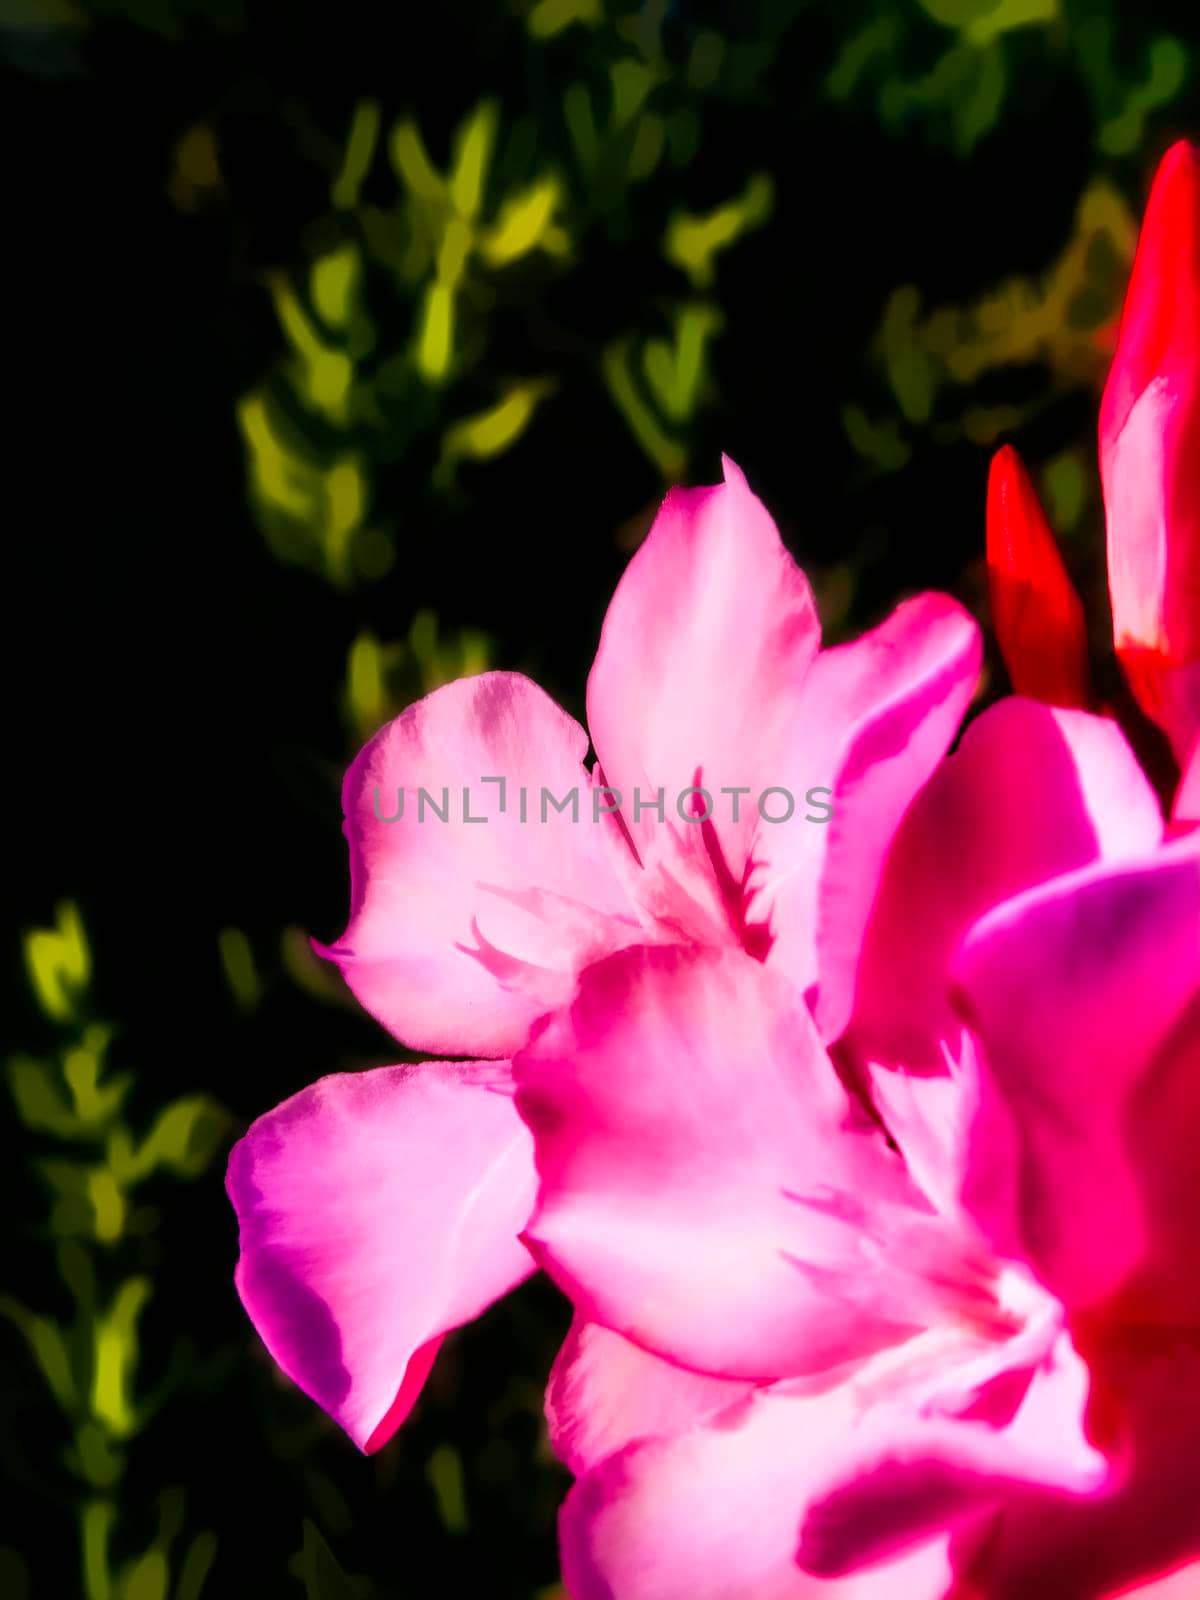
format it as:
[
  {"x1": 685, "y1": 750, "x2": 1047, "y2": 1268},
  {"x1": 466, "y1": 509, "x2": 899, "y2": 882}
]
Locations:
[
  {"x1": 1101, "y1": 140, "x2": 1200, "y2": 763},
  {"x1": 227, "y1": 458, "x2": 980, "y2": 1450},
  {"x1": 317, "y1": 457, "x2": 978, "y2": 1056},
  {"x1": 986, "y1": 445, "x2": 1090, "y2": 710},
  {"x1": 517, "y1": 700, "x2": 1200, "y2": 1597},
  {"x1": 514, "y1": 944, "x2": 1110, "y2": 1599}
]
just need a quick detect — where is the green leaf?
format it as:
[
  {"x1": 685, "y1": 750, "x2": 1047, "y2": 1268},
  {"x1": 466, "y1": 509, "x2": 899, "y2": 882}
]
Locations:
[
  {"x1": 115, "y1": 1098, "x2": 229, "y2": 1185},
  {"x1": 9, "y1": 1055, "x2": 80, "y2": 1137},
  {"x1": 663, "y1": 174, "x2": 773, "y2": 290},
  {"x1": 0, "y1": 1295, "x2": 76, "y2": 1408},
  {"x1": 331, "y1": 100, "x2": 380, "y2": 211},
  {"x1": 426, "y1": 1445, "x2": 468, "y2": 1533},
  {"x1": 175, "y1": 1532, "x2": 218, "y2": 1600},
  {"x1": 288, "y1": 1521, "x2": 371, "y2": 1600},
  {"x1": 91, "y1": 1277, "x2": 152, "y2": 1438},
  {"x1": 23, "y1": 901, "x2": 90, "y2": 1022},
  {"x1": 118, "y1": 1551, "x2": 169, "y2": 1600}
]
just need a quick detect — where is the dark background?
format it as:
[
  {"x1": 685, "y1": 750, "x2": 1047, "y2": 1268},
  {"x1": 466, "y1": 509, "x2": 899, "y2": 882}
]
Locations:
[{"x1": 4, "y1": 1, "x2": 1196, "y2": 1594}]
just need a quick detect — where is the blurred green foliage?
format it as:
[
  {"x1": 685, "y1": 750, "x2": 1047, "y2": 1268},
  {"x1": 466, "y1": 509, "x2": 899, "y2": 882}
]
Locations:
[
  {"x1": 236, "y1": 22, "x2": 779, "y2": 581},
  {"x1": 5, "y1": 906, "x2": 225, "y2": 1600},
  {"x1": 6, "y1": 0, "x2": 1198, "y2": 1594}
]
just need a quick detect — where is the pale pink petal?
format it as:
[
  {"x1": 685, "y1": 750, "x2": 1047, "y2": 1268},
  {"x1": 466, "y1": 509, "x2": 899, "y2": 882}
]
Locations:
[
  {"x1": 864, "y1": 1043, "x2": 996, "y2": 1231},
  {"x1": 762, "y1": 593, "x2": 982, "y2": 1038},
  {"x1": 320, "y1": 672, "x2": 640, "y2": 1057},
  {"x1": 546, "y1": 1318, "x2": 752, "y2": 1477},
  {"x1": 845, "y1": 699, "x2": 1163, "y2": 1082},
  {"x1": 560, "y1": 1383, "x2": 955, "y2": 1600},
  {"x1": 227, "y1": 1060, "x2": 537, "y2": 1451},
  {"x1": 586, "y1": 456, "x2": 821, "y2": 948},
  {"x1": 1107, "y1": 1561, "x2": 1200, "y2": 1599},
  {"x1": 517, "y1": 945, "x2": 996, "y2": 1383},
  {"x1": 951, "y1": 837, "x2": 1200, "y2": 1316}
]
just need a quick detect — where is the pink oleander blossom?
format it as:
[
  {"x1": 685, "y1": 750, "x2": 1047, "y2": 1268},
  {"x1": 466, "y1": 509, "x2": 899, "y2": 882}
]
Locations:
[
  {"x1": 516, "y1": 722, "x2": 1200, "y2": 1598},
  {"x1": 226, "y1": 458, "x2": 980, "y2": 1452},
  {"x1": 503, "y1": 144, "x2": 1200, "y2": 1592},
  {"x1": 225, "y1": 140, "x2": 1200, "y2": 1598}
]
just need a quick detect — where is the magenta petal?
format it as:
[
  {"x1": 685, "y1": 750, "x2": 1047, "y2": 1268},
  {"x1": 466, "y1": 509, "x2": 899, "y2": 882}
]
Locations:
[
  {"x1": 517, "y1": 944, "x2": 972, "y2": 1382},
  {"x1": 952, "y1": 838, "x2": 1200, "y2": 1317},
  {"x1": 560, "y1": 1384, "x2": 955, "y2": 1600},
  {"x1": 546, "y1": 1317, "x2": 752, "y2": 1477},
  {"x1": 954, "y1": 1343, "x2": 1200, "y2": 1600},
  {"x1": 795, "y1": 1314, "x2": 1108, "y2": 1577},
  {"x1": 226, "y1": 1060, "x2": 537, "y2": 1451},
  {"x1": 846, "y1": 698, "x2": 1163, "y2": 1082},
  {"x1": 323, "y1": 672, "x2": 639, "y2": 1057},
  {"x1": 586, "y1": 457, "x2": 821, "y2": 922},
  {"x1": 763, "y1": 592, "x2": 981, "y2": 1038},
  {"x1": 1102, "y1": 380, "x2": 1200, "y2": 761},
  {"x1": 1175, "y1": 740, "x2": 1200, "y2": 824}
]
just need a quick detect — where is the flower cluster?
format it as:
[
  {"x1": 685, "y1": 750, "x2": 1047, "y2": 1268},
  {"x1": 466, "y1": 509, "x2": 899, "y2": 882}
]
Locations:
[{"x1": 227, "y1": 144, "x2": 1200, "y2": 1598}]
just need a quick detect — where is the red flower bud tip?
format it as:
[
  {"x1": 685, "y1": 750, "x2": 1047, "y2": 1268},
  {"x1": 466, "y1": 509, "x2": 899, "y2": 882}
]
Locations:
[
  {"x1": 1101, "y1": 141, "x2": 1200, "y2": 762},
  {"x1": 986, "y1": 445, "x2": 1091, "y2": 710}
]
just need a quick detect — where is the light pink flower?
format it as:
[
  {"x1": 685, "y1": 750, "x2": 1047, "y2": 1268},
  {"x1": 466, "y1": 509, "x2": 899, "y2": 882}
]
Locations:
[{"x1": 226, "y1": 459, "x2": 980, "y2": 1451}]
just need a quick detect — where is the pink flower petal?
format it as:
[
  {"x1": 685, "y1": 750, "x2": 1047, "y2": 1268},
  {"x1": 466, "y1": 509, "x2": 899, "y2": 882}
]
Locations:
[
  {"x1": 320, "y1": 672, "x2": 639, "y2": 1057},
  {"x1": 227, "y1": 1060, "x2": 537, "y2": 1451},
  {"x1": 517, "y1": 945, "x2": 995, "y2": 1383},
  {"x1": 1107, "y1": 1561, "x2": 1200, "y2": 1600},
  {"x1": 546, "y1": 1318, "x2": 752, "y2": 1477},
  {"x1": 560, "y1": 1382, "x2": 955, "y2": 1600},
  {"x1": 951, "y1": 837, "x2": 1200, "y2": 1317},
  {"x1": 765, "y1": 593, "x2": 981, "y2": 1039},
  {"x1": 586, "y1": 456, "x2": 821, "y2": 949},
  {"x1": 845, "y1": 698, "x2": 1163, "y2": 1082},
  {"x1": 1174, "y1": 740, "x2": 1200, "y2": 825},
  {"x1": 559, "y1": 1295, "x2": 1104, "y2": 1599}
]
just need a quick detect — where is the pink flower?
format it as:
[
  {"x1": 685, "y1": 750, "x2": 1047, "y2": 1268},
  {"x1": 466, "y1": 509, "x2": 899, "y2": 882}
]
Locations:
[
  {"x1": 226, "y1": 459, "x2": 980, "y2": 1451},
  {"x1": 517, "y1": 708, "x2": 1200, "y2": 1598},
  {"x1": 514, "y1": 941, "x2": 1109, "y2": 1599},
  {"x1": 517, "y1": 158, "x2": 1200, "y2": 1576}
]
